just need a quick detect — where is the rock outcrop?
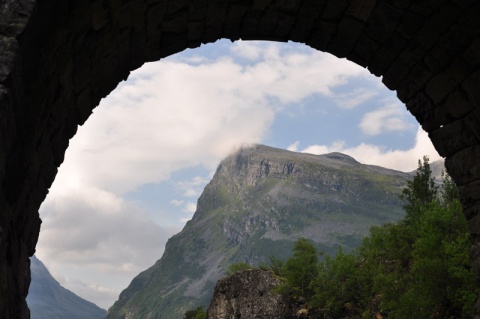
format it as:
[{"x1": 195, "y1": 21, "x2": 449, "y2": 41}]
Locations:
[{"x1": 206, "y1": 269, "x2": 290, "y2": 319}]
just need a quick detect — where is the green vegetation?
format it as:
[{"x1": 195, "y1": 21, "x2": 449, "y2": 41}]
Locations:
[
  {"x1": 225, "y1": 262, "x2": 253, "y2": 276},
  {"x1": 280, "y1": 238, "x2": 320, "y2": 301},
  {"x1": 234, "y1": 157, "x2": 478, "y2": 318},
  {"x1": 182, "y1": 306, "x2": 206, "y2": 319}
]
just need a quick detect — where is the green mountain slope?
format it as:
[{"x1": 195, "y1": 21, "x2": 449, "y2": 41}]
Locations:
[
  {"x1": 27, "y1": 256, "x2": 107, "y2": 319},
  {"x1": 106, "y1": 144, "x2": 412, "y2": 319}
]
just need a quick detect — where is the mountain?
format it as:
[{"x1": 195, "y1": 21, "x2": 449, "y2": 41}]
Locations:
[
  {"x1": 27, "y1": 256, "x2": 107, "y2": 319},
  {"x1": 106, "y1": 144, "x2": 412, "y2": 319}
]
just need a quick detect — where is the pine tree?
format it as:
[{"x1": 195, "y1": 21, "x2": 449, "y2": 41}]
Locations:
[
  {"x1": 282, "y1": 238, "x2": 319, "y2": 301},
  {"x1": 400, "y1": 155, "x2": 438, "y2": 223}
]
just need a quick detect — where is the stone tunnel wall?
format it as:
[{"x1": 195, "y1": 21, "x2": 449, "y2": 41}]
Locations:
[{"x1": 1, "y1": 0, "x2": 480, "y2": 318}]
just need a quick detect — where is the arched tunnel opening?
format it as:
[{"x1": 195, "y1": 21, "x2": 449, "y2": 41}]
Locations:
[
  {"x1": 1, "y1": 0, "x2": 480, "y2": 317},
  {"x1": 33, "y1": 39, "x2": 441, "y2": 312}
]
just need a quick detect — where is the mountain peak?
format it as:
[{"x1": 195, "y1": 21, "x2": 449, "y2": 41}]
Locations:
[
  {"x1": 27, "y1": 256, "x2": 106, "y2": 319},
  {"x1": 107, "y1": 144, "x2": 411, "y2": 319},
  {"x1": 322, "y1": 152, "x2": 358, "y2": 164}
]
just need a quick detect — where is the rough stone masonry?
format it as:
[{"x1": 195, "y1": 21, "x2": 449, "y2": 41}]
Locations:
[{"x1": 1, "y1": 0, "x2": 480, "y2": 317}]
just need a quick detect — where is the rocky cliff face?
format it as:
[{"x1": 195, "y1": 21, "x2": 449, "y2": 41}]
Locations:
[
  {"x1": 206, "y1": 269, "x2": 290, "y2": 319},
  {"x1": 106, "y1": 144, "x2": 411, "y2": 319}
]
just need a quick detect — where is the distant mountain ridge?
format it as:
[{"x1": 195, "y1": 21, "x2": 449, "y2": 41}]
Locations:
[
  {"x1": 27, "y1": 256, "x2": 106, "y2": 319},
  {"x1": 106, "y1": 144, "x2": 413, "y2": 319}
]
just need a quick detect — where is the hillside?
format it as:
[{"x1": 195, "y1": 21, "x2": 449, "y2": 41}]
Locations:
[
  {"x1": 106, "y1": 144, "x2": 412, "y2": 319},
  {"x1": 27, "y1": 256, "x2": 107, "y2": 319}
]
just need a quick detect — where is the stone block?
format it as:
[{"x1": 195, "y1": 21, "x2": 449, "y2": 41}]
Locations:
[
  {"x1": 396, "y1": 10, "x2": 424, "y2": 39},
  {"x1": 453, "y1": 0, "x2": 478, "y2": 8},
  {"x1": 425, "y1": 58, "x2": 469, "y2": 105},
  {"x1": 436, "y1": 88, "x2": 474, "y2": 122},
  {"x1": 147, "y1": 2, "x2": 167, "y2": 30},
  {"x1": 425, "y1": 2, "x2": 461, "y2": 34},
  {"x1": 0, "y1": 36, "x2": 18, "y2": 82},
  {"x1": 327, "y1": 17, "x2": 365, "y2": 58},
  {"x1": 429, "y1": 117, "x2": 480, "y2": 157},
  {"x1": 274, "y1": 0, "x2": 302, "y2": 13},
  {"x1": 223, "y1": 5, "x2": 248, "y2": 40},
  {"x1": 409, "y1": 1, "x2": 445, "y2": 17},
  {"x1": 289, "y1": 1, "x2": 322, "y2": 42},
  {"x1": 75, "y1": 86, "x2": 92, "y2": 126},
  {"x1": 364, "y1": 2, "x2": 403, "y2": 43},
  {"x1": 240, "y1": 10, "x2": 262, "y2": 37},
  {"x1": 188, "y1": 0, "x2": 207, "y2": 20},
  {"x1": 162, "y1": 10, "x2": 188, "y2": 33},
  {"x1": 462, "y1": 71, "x2": 480, "y2": 109},
  {"x1": 344, "y1": 0, "x2": 377, "y2": 22},
  {"x1": 396, "y1": 61, "x2": 433, "y2": 102},
  {"x1": 117, "y1": 2, "x2": 135, "y2": 28},
  {"x1": 405, "y1": 92, "x2": 435, "y2": 131},
  {"x1": 351, "y1": 33, "x2": 380, "y2": 67},
  {"x1": 187, "y1": 21, "x2": 205, "y2": 43},
  {"x1": 159, "y1": 30, "x2": 188, "y2": 58},
  {"x1": 166, "y1": 0, "x2": 188, "y2": 14},
  {"x1": 273, "y1": 14, "x2": 295, "y2": 38},
  {"x1": 424, "y1": 27, "x2": 471, "y2": 74},
  {"x1": 257, "y1": 10, "x2": 278, "y2": 36},
  {"x1": 471, "y1": 241, "x2": 480, "y2": 277},
  {"x1": 91, "y1": 0, "x2": 109, "y2": 31},
  {"x1": 446, "y1": 145, "x2": 480, "y2": 186},
  {"x1": 321, "y1": 0, "x2": 350, "y2": 20},
  {"x1": 252, "y1": 0, "x2": 273, "y2": 11},
  {"x1": 463, "y1": 37, "x2": 480, "y2": 68},
  {"x1": 205, "y1": 0, "x2": 229, "y2": 29},
  {"x1": 368, "y1": 31, "x2": 407, "y2": 78},
  {"x1": 382, "y1": 15, "x2": 445, "y2": 90},
  {"x1": 346, "y1": 52, "x2": 368, "y2": 68},
  {"x1": 457, "y1": 3, "x2": 480, "y2": 30},
  {"x1": 382, "y1": 54, "x2": 412, "y2": 90},
  {"x1": 306, "y1": 21, "x2": 336, "y2": 52},
  {"x1": 460, "y1": 181, "x2": 480, "y2": 203}
]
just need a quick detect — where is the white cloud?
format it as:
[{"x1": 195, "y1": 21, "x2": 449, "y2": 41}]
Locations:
[
  {"x1": 287, "y1": 141, "x2": 300, "y2": 152},
  {"x1": 37, "y1": 186, "x2": 179, "y2": 309},
  {"x1": 36, "y1": 40, "x2": 406, "y2": 310},
  {"x1": 359, "y1": 101, "x2": 414, "y2": 135},
  {"x1": 333, "y1": 88, "x2": 378, "y2": 109},
  {"x1": 183, "y1": 202, "x2": 197, "y2": 214},
  {"x1": 170, "y1": 199, "x2": 184, "y2": 206},
  {"x1": 175, "y1": 176, "x2": 212, "y2": 197},
  {"x1": 50, "y1": 41, "x2": 372, "y2": 197},
  {"x1": 231, "y1": 41, "x2": 263, "y2": 60},
  {"x1": 299, "y1": 127, "x2": 442, "y2": 172}
]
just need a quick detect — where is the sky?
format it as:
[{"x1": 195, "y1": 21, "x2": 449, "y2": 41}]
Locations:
[{"x1": 34, "y1": 40, "x2": 442, "y2": 310}]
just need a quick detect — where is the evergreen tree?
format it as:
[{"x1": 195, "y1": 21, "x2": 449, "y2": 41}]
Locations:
[
  {"x1": 441, "y1": 170, "x2": 460, "y2": 205},
  {"x1": 400, "y1": 155, "x2": 438, "y2": 223},
  {"x1": 281, "y1": 238, "x2": 319, "y2": 301}
]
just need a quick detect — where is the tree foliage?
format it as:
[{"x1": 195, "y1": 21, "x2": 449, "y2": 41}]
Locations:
[
  {"x1": 280, "y1": 237, "x2": 319, "y2": 301},
  {"x1": 183, "y1": 306, "x2": 206, "y2": 319},
  {"x1": 267, "y1": 157, "x2": 478, "y2": 318},
  {"x1": 400, "y1": 155, "x2": 438, "y2": 223}
]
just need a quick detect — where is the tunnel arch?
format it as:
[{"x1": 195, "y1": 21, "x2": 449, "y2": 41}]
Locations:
[{"x1": 1, "y1": 0, "x2": 480, "y2": 317}]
